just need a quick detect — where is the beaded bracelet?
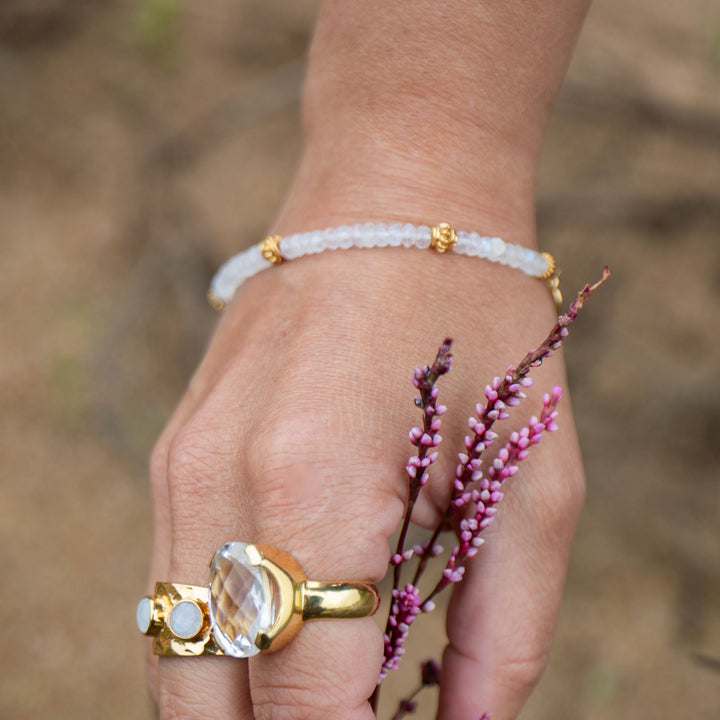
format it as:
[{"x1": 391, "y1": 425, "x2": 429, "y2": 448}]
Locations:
[{"x1": 208, "y1": 222, "x2": 562, "y2": 313}]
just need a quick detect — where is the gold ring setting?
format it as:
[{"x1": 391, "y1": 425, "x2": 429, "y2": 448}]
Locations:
[{"x1": 136, "y1": 542, "x2": 379, "y2": 657}]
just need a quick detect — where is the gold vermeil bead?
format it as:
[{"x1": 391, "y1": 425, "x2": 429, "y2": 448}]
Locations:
[
  {"x1": 260, "y1": 235, "x2": 284, "y2": 264},
  {"x1": 430, "y1": 222, "x2": 458, "y2": 253},
  {"x1": 540, "y1": 251, "x2": 556, "y2": 280}
]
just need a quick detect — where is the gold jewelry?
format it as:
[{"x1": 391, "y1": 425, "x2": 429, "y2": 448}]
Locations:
[
  {"x1": 429, "y1": 222, "x2": 458, "y2": 253},
  {"x1": 137, "y1": 542, "x2": 379, "y2": 657},
  {"x1": 259, "y1": 234, "x2": 284, "y2": 264},
  {"x1": 540, "y1": 251, "x2": 562, "y2": 314}
]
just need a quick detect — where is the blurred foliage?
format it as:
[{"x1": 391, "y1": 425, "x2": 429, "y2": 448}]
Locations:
[{"x1": 133, "y1": 0, "x2": 181, "y2": 62}]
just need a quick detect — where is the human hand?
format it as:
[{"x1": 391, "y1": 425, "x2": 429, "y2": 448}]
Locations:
[
  {"x1": 144, "y1": 2, "x2": 592, "y2": 713},
  {"x1": 144, "y1": 241, "x2": 585, "y2": 719}
]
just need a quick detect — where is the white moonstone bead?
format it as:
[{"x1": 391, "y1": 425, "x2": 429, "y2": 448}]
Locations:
[
  {"x1": 455, "y1": 236, "x2": 473, "y2": 256},
  {"x1": 505, "y1": 244, "x2": 522, "y2": 268},
  {"x1": 385, "y1": 223, "x2": 402, "y2": 247},
  {"x1": 327, "y1": 227, "x2": 345, "y2": 250},
  {"x1": 308, "y1": 231, "x2": 322, "y2": 253},
  {"x1": 339, "y1": 230, "x2": 355, "y2": 249},
  {"x1": 490, "y1": 236, "x2": 506, "y2": 260},
  {"x1": 375, "y1": 228, "x2": 390, "y2": 247},
  {"x1": 415, "y1": 226, "x2": 431, "y2": 249},
  {"x1": 400, "y1": 224, "x2": 416, "y2": 247},
  {"x1": 356, "y1": 229, "x2": 374, "y2": 248}
]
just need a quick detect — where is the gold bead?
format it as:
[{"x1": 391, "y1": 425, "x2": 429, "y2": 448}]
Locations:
[
  {"x1": 540, "y1": 251, "x2": 556, "y2": 280},
  {"x1": 260, "y1": 234, "x2": 284, "y2": 264},
  {"x1": 429, "y1": 222, "x2": 458, "y2": 253},
  {"x1": 207, "y1": 289, "x2": 226, "y2": 311}
]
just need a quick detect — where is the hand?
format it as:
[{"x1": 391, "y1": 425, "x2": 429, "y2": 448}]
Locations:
[
  {"x1": 145, "y1": 242, "x2": 585, "y2": 719},
  {"x1": 145, "y1": 3, "x2": 591, "y2": 713}
]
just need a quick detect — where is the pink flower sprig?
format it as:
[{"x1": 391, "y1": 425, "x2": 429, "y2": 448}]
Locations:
[
  {"x1": 390, "y1": 339, "x2": 452, "y2": 591},
  {"x1": 411, "y1": 268, "x2": 609, "y2": 586},
  {"x1": 452, "y1": 267, "x2": 608, "y2": 507},
  {"x1": 424, "y1": 387, "x2": 562, "y2": 603},
  {"x1": 372, "y1": 270, "x2": 610, "y2": 719},
  {"x1": 380, "y1": 584, "x2": 423, "y2": 681}
]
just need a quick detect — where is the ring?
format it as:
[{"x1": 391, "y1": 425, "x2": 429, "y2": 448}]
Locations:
[{"x1": 136, "y1": 542, "x2": 379, "y2": 657}]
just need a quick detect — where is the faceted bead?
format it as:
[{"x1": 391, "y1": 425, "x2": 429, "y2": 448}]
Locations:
[{"x1": 209, "y1": 542, "x2": 276, "y2": 657}]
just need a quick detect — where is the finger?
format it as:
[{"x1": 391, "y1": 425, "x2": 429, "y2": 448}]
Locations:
[
  {"x1": 245, "y1": 470, "x2": 390, "y2": 720},
  {"x1": 437, "y1": 420, "x2": 585, "y2": 720},
  {"x1": 158, "y1": 658, "x2": 254, "y2": 720},
  {"x1": 250, "y1": 621, "x2": 382, "y2": 720},
  {"x1": 145, "y1": 382, "x2": 224, "y2": 698},
  {"x1": 145, "y1": 302, "x2": 255, "y2": 699},
  {"x1": 240, "y1": 380, "x2": 404, "y2": 719},
  {"x1": 154, "y1": 415, "x2": 257, "y2": 720},
  {"x1": 147, "y1": 293, "x2": 257, "y2": 586}
]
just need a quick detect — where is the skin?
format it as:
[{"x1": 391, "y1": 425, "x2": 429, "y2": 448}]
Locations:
[{"x1": 146, "y1": 1, "x2": 592, "y2": 718}]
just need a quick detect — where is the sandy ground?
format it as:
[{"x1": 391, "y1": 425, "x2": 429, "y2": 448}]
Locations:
[{"x1": 1, "y1": 1, "x2": 719, "y2": 718}]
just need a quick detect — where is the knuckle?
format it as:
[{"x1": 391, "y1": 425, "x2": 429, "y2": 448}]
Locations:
[
  {"x1": 445, "y1": 640, "x2": 550, "y2": 702},
  {"x1": 252, "y1": 695, "x2": 319, "y2": 720},
  {"x1": 244, "y1": 414, "x2": 402, "y2": 578},
  {"x1": 494, "y1": 647, "x2": 550, "y2": 695},
  {"x1": 165, "y1": 422, "x2": 228, "y2": 508},
  {"x1": 251, "y1": 679, "x2": 357, "y2": 720},
  {"x1": 246, "y1": 412, "x2": 325, "y2": 478},
  {"x1": 251, "y1": 624, "x2": 382, "y2": 720},
  {"x1": 163, "y1": 420, "x2": 240, "y2": 552},
  {"x1": 157, "y1": 683, "x2": 204, "y2": 720}
]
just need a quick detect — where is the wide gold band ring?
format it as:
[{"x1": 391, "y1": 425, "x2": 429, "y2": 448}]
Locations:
[{"x1": 136, "y1": 542, "x2": 379, "y2": 657}]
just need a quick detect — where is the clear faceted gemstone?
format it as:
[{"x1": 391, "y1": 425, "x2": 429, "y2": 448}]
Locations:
[
  {"x1": 209, "y1": 542, "x2": 276, "y2": 657},
  {"x1": 167, "y1": 600, "x2": 204, "y2": 640},
  {"x1": 136, "y1": 596, "x2": 152, "y2": 634}
]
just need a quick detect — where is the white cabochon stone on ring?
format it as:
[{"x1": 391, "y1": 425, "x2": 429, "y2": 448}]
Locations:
[
  {"x1": 167, "y1": 600, "x2": 204, "y2": 640},
  {"x1": 136, "y1": 596, "x2": 153, "y2": 634},
  {"x1": 209, "y1": 542, "x2": 277, "y2": 657}
]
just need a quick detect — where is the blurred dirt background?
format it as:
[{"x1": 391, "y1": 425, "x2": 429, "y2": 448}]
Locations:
[{"x1": 1, "y1": 0, "x2": 719, "y2": 718}]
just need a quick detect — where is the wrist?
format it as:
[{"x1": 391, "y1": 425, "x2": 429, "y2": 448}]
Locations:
[
  {"x1": 273, "y1": 144, "x2": 539, "y2": 251},
  {"x1": 275, "y1": 0, "x2": 591, "y2": 243},
  {"x1": 220, "y1": 241, "x2": 558, "y2": 353}
]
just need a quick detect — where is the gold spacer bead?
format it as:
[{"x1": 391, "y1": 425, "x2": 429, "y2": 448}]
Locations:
[
  {"x1": 207, "y1": 289, "x2": 226, "y2": 311},
  {"x1": 540, "y1": 251, "x2": 556, "y2": 280},
  {"x1": 429, "y1": 222, "x2": 458, "y2": 253},
  {"x1": 260, "y1": 234, "x2": 284, "y2": 264}
]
